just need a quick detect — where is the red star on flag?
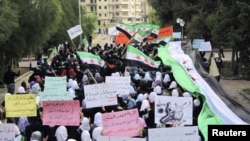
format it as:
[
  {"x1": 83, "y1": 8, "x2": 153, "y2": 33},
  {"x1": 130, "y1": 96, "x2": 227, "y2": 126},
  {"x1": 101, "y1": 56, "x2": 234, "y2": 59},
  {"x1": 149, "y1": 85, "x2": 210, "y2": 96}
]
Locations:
[
  {"x1": 136, "y1": 55, "x2": 141, "y2": 60},
  {"x1": 150, "y1": 62, "x2": 155, "y2": 66},
  {"x1": 186, "y1": 67, "x2": 192, "y2": 71},
  {"x1": 144, "y1": 58, "x2": 148, "y2": 63},
  {"x1": 183, "y1": 60, "x2": 187, "y2": 64},
  {"x1": 90, "y1": 59, "x2": 95, "y2": 64},
  {"x1": 98, "y1": 60, "x2": 102, "y2": 65},
  {"x1": 190, "y1": 75, "x2": 196, "y2": 81}
]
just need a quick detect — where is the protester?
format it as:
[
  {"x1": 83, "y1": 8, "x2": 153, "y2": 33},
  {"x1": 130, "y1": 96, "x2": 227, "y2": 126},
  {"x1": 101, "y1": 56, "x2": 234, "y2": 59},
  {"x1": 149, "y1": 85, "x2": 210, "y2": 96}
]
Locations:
[{"x1": 3, "y1": 66, "x2": 20, "y2": 94}]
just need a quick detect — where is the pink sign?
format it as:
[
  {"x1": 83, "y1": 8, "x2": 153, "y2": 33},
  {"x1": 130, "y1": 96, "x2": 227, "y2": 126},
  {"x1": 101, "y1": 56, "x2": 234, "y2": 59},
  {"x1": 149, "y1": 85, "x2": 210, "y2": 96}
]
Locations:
[
  {"x1": 42, "y1": 100, "x2": 80, "y2": 126},
  {"x1": 102, "y1": 109, "x2": 141, "y2": 137}
]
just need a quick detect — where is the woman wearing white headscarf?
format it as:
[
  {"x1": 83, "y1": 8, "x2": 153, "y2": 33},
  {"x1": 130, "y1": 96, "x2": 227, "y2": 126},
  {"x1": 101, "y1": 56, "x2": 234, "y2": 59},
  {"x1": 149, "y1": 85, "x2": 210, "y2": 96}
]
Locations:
[
  {"x1": 55, "y1": 126, "x2": 68, "y2": 141},
  {"x1": 30, "y1": 131, "x2": 42, "y2": 141},
  {"x1": 139, "y1": 99, "x2": 150, "y2": 119},
  {"x1": 171, "y1": 88, "x2": 179, "y2": 97},
  {"x1": 79, "y1": 117, "x2": 92, "y2": 141},
  {"x1": 168, "y1": 81, "x2": 177, "y2": 90},
  {"x1": 162, "y1": 73, "x2": 171, "y2": 89},
  {"x1": 92, "y1": 126, "x2": 103, "y2": 141},
  {"x1": 143, "y1": 71, "x2": 152, "y2": 81},
  {"x1": 89, "y1": 112, "x2": 102, "y2": 139}
]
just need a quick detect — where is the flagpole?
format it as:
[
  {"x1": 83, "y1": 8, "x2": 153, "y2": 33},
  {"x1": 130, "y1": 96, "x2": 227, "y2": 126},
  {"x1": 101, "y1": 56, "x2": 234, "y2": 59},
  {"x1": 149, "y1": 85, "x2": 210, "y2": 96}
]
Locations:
[
  {"x1": 87, "y1": 69, "x2": 97, "y2": 84},
  {"x1": 79, "y1": 0, "x2": 82, "y2": 43}
]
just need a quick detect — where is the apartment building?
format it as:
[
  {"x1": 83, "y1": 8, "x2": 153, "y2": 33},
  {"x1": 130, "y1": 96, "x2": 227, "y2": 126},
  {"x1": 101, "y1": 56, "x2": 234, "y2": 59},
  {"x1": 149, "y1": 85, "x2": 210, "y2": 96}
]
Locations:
[{"x1": 80, "y1": 0, "x2": 151, "y2": 27}]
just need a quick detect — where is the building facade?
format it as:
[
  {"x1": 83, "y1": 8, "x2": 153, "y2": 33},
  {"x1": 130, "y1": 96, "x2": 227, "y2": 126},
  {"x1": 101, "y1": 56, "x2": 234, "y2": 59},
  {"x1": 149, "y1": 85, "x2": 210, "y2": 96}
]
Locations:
[{"x1": 80, "y1": 0, "x2": 151, "y2": 27}]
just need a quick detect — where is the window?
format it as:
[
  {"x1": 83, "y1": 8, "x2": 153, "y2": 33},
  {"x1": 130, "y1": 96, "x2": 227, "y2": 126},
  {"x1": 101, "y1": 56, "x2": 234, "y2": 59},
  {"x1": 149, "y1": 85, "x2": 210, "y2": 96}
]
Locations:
[
  {"x1": 99, "y1": 13, "x2": 102, "y2": 16},
  {"x1": 99, "y1": 6, "x2": 101, "y2": 9},
  {"x1": 116, "y1": 13, "x2": 119, "y2": 16},
  {"x1": 81, "y1": 0, "x2": 85, "y2": 2},
  {"x1": 104, "y1": 6, "x2": 107, "y2": 9},
  {"x1": 116, "y1": 5, "x2": 119, "y2": 9},
  {"x1": 104, "y1": 14, "x2": 107, "y2": 17}
]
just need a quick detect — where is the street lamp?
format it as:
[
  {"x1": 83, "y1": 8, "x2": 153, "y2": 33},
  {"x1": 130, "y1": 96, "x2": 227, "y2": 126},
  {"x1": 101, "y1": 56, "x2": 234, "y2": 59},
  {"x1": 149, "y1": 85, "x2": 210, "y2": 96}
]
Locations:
[{"x1": 176, "y1": 18, "x2": 185, "y2": 40}]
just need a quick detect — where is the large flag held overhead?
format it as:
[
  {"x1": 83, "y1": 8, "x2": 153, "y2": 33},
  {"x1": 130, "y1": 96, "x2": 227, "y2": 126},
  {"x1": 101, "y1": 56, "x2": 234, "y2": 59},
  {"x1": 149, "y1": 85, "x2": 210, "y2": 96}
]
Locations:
[
  {"x1": 157, "y1": 41, "x2": 247, "y2": 141},
  {"x1": 133, "y1": 23, "x2": 160, "y2": 42},
  {"x1": 116, "y1": 22, "x2": 160, "y2": 43},
  {"x1": 67, "y1": 25, "x2": 83, "y2": 40},
  {"x1": 125, "y1": 45, "x2": 161, "y2": 69},
  {"x1": 47, "y1": 47, "x2": 57, "y2": 65},
  {"x1": 76, "y1": 51, "x2": 105, "y2": 68},
  {"x1": 116, "y1": 22, "x2": 135, "y2": 39}
]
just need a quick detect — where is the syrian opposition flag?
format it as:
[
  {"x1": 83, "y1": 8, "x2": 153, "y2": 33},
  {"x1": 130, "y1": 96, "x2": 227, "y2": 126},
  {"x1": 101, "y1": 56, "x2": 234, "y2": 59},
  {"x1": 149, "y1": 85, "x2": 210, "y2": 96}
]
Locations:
[
  {"x1": 81, "y1": 36, "x2": 89, "y2": 51},
  {"x1": 76, "y1": 51, "x2": 105, "y2": 68},
  {"x1": 157, "y1": 42, "x2": 247, "y2": 141},
  {"x1": 125, "y1": 45, "x2": 161, "y2": 69},
  {"x1": 116, "y1": 22, "x2": 135, "y2": 39},
  {"x1": 47, "y1": 47, "x2": 57, "y2": 65},
  {"x1": 133, "y1": 23, "x2": 160, "y2": 42}
]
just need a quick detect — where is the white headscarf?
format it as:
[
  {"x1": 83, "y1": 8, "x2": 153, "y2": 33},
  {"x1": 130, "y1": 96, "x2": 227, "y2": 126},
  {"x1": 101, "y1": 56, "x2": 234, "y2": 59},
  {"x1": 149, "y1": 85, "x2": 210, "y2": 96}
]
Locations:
[
  {"x1": 140, "y1": 100, "x2": 150, "y2": 119},
  {"x1": 17, "y1": 86, "x2": 25, "y2": 94},
  {"x1": 183, "y1": 92, "x2": 192, "y2": 97},
  {"x1": 55, "y1": 126, "x2": 68, "y2": 141},
  {"x1": 143, "y1": 71, "x2": 152, "y2": 81},
  {"x1": 92, "y1": 127, "x2": 103, "y2": 141},
  {"x1": 154, "y1": 86, "x2": 162, "y2": 95},
  {"x1": 136, "y1": 93, "x2": 145, "y2": 102},
  {"x1": 67, "y1": 78, "x2": 73, "y2": 88},
  {"x1": 31, "y1": 83, "x2": 41, "y2": 95},
  {"x1": 68, "y1": 88, "x2": 76, "y2": 99},
  {"x1": 94, "y1": 112, "x2": 102, "y2": 127},
  {"x1": 80, "y1": 117, "x2": 90, "y2": 131},
  {"x1": 30, "y1": 131, "x2": 42, "y2": 141},
  {"x1": 128, "y1": 85, "x2": 136, "y2": 95},
  {"x1": 169, "y1": 81, "x2": 177, "y2": 89},
  {"x1": 71, "y1": 80, "x2": 79, "y2": 90},
  {"x1": 81, "y1": 130, "x2": 92, "y2": 141},
  {"x1": 163, "y1": 74, "x2": 171, "y2": 83},
  {"x1": 149, "y1": 92, "x2": 156, "y2": 103},
  {"x1": 155, "y1": 71, "x2": 162, "y2": 78},
  {"x1": 133, "y1": 74, "x2": 141, "y2": 80},
  {"x1": 82, "y1": 75, "x2": 89, "y2": 85},
  {"x1": 171, "y1": 88, "x2": 179, "y2": 97},
  {"x1": 111, "y1": 72, "x2": 120, "y2": 77}
]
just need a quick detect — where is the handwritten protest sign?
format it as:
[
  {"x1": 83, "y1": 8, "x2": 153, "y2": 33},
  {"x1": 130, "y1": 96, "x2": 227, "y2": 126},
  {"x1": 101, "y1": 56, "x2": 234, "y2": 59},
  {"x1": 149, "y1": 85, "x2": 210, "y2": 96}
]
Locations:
[
  {"x1": 5, "y1": 94, "x2": 37, "y2": 117},
  {"x1": 0, "y1": 124, "x2": 15, "y2": 141},
  {"x1": 105, "y1": 76, "x2": 131, "y2": 95},
  {"x1": 198, "y1": 41, "x2": 212, "y2": 51},
  {"x1": 40, "y1": 76, "x2": 71, "y2": 101},
  {"x1": 148, "y1": 126, "x2": 199, "y2": 141},
  {"x1": 192, "y1": 39, "x2": 205, "y2": 49},
  {"x1": 42, "y1": 100, "x2": 80, "y2": 126},
  {"x1": 84, "y1": 83, "x2": 117, "y2": 108},
  {"x1": 97, "y1": 136, "x2": 146, "y2": 141},
  {"x1": 155, "y1": 96, "x2": 193, "y2": 125},
  {"x1": 102, "y1": 109, "x2": 141, "y2": 137}
]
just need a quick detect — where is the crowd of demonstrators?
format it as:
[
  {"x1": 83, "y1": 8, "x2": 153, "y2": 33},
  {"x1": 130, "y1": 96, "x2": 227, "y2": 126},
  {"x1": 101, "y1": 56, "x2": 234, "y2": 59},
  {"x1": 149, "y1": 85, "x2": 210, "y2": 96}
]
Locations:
[{"x1": 0, "y1": 40, "x2": 204, "y2": 141}]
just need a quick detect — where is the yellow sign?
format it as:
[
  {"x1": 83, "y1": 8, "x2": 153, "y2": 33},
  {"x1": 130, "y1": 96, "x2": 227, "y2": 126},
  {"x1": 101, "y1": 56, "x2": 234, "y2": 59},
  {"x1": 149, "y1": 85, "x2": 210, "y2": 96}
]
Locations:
[{"x1": 5, "y1": 94, "x2": 37, "y2": 117}]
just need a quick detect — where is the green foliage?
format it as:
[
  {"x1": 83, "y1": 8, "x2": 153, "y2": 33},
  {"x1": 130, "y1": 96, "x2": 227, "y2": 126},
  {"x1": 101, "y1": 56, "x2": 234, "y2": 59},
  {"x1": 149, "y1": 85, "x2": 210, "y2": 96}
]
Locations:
[{"x1": 147, "y1": 9, "x2": 161, "y2": 26}]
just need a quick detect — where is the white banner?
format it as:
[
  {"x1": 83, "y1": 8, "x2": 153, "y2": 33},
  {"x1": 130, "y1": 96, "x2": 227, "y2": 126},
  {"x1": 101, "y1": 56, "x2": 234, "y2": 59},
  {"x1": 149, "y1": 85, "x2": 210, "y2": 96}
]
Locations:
[
  {"x1": 84, "y1": 83, "x2": 118, "y2": 108},
  {"x1": 67, "y1": 25, "x2": 83, "y2": 40},
  {"x1": 0, "y1": 124, "x2": 15, "y2": 141},
  {"x1": 148, "y1": 126, "x2": 199, "y2": 141},
  {"x1": 105, "y1": 76, "x2": 131, "y2": 95},
  {"x1": 155, "y1": 95, "x2": 193, "y2": 125},
  {"x1": 198, "y1": 41, "x2": 212, "y2": 51}
]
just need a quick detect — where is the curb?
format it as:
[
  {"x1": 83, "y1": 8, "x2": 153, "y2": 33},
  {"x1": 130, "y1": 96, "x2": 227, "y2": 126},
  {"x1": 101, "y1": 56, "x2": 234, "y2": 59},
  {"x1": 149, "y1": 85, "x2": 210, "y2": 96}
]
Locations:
[
  {"x1": 240, "y1": 90, "x2": 250, "y2": 101},
  {"x1": 15, "y1": 71, "x2": 33, "y2": 83}
]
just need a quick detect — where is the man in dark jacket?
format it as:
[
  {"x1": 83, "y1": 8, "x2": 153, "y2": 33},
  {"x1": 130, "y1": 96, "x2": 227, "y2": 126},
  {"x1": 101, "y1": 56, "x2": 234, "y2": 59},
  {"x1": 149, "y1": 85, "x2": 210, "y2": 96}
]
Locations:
[{"x1": 3, "y1": 66, "x2": 20, "y2": 94}]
